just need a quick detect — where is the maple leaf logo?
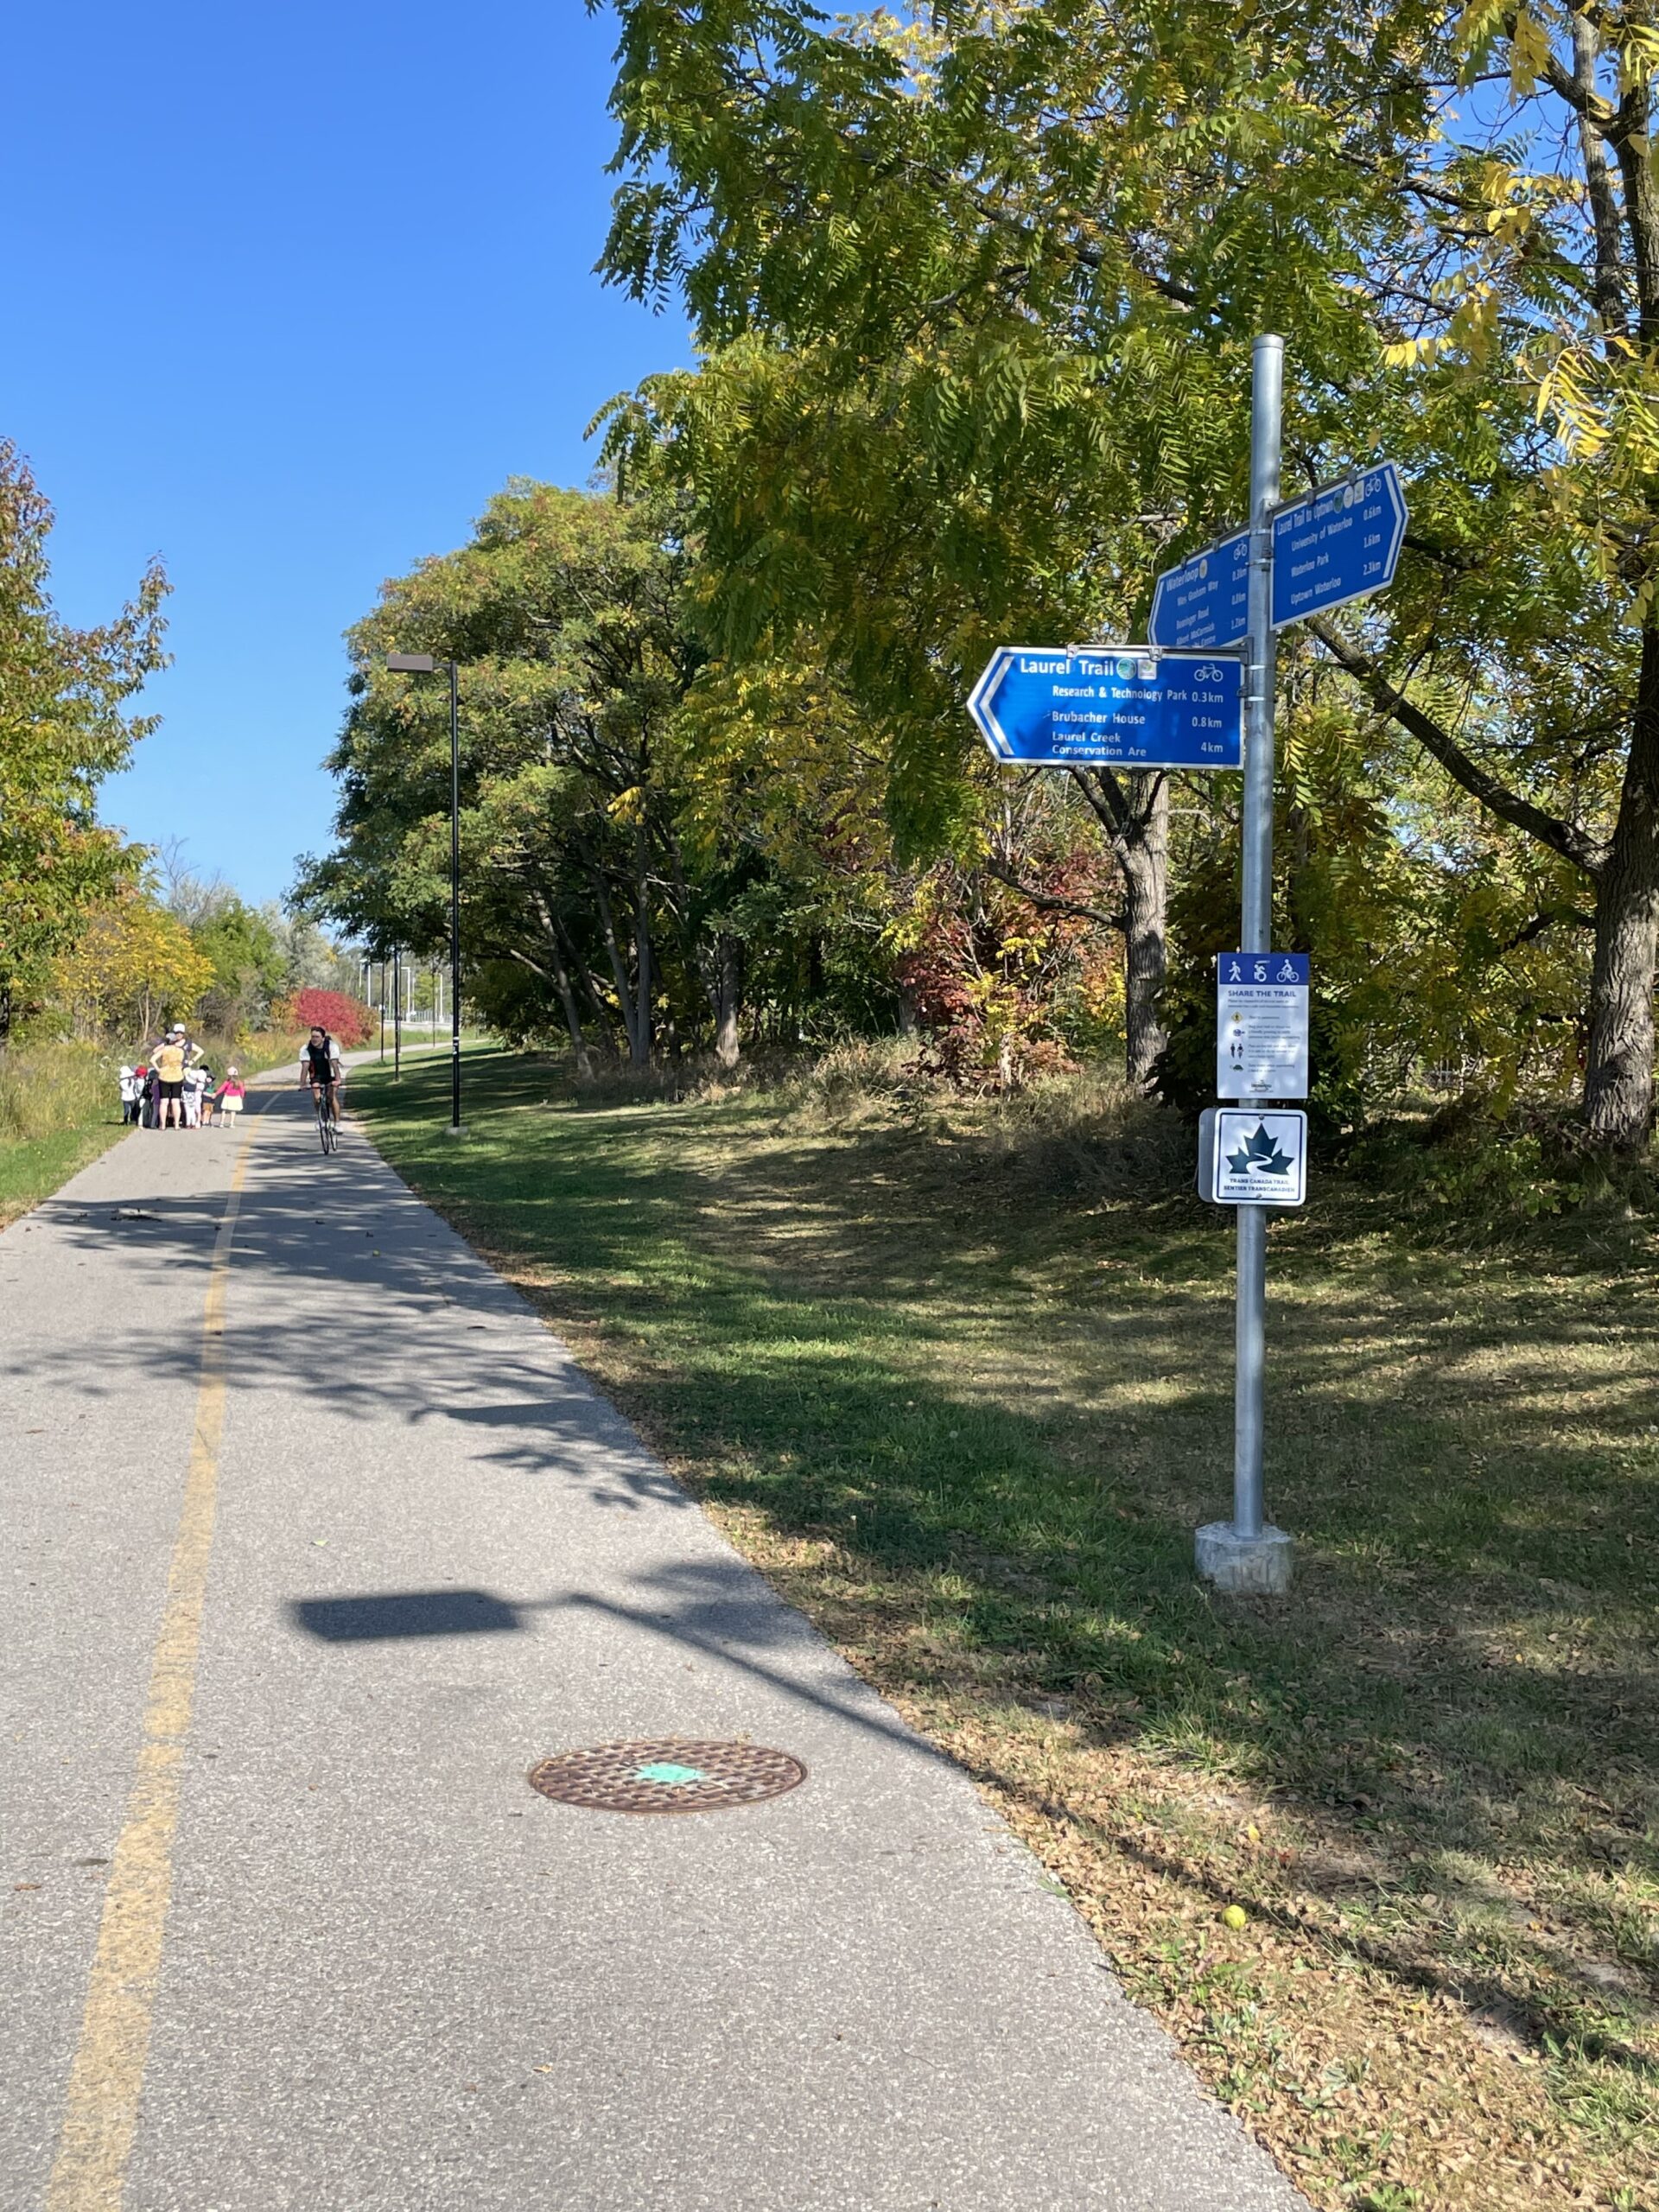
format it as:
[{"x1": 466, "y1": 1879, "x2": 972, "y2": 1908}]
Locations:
[{"x1": 1225, "y1": 1122, "x2": 1295, "y2": 1177}]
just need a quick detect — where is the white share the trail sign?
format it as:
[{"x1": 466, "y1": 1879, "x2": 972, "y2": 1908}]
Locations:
[
  {"x1": 1216, "y1": 951, "x2": 1309, "y2": 1105},
  {"x1": 968, "y1": 338, "x2": 1407, "y2": 1593}
]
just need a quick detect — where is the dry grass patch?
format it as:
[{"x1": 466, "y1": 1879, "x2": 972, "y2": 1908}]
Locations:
[{"x1": 359, "y1": 1048, "x2": 1658, "y2": 2212}]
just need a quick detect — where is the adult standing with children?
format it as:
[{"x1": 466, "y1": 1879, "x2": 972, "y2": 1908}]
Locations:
[{"x1": 151, "y1": 1025, "x2": 188, "y2": 1131}]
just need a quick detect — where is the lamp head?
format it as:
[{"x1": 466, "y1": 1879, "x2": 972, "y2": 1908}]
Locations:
[{"x1": 386, "y1": 652, "x2": 437, "y2": 673}]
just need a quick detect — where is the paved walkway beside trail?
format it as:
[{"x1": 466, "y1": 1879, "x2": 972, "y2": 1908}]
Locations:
[{"x1": 2, "y1": 1074, "x2": 1306, "y2": 2212}]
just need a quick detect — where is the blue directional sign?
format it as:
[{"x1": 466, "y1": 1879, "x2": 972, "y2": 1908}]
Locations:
[
  {"x1": 1271, "y1": 464, "x2": 1407, "y2": 629},
  {"x1": 968, "y1": 646, "x2": 1243, "y2": 770},
  {"x1": 1148, "y1": 529, "x2": 1249, "y2": 652}
]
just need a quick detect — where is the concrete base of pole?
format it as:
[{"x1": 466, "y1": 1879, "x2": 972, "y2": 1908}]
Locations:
[
  {"x1": 1194, "y1": 1521, "x2": 1294, "y2": 1596},
  {"x1": 443, "y1": 1123, "x2": 467, "y2": 1140}
]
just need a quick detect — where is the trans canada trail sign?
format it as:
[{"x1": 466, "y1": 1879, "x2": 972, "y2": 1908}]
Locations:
[
  {"x1": 1197, "y1": 1108, "x2": 1309, "y2": 1207},
  {"x1": 967, "y1": 646, "x2": 1243, "y2": 770}
]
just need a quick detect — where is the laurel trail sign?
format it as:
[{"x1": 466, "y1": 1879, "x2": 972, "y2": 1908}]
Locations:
[{"x1": 966, "y1": 645, "x2": 1243, "y2": 769}]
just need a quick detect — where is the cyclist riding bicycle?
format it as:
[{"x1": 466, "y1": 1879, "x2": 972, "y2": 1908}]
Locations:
[{"x1": 299, "y1": 1026, "x2": 343, "y2": 1127}]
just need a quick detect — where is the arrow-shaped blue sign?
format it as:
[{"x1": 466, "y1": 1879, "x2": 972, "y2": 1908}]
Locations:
[
  {"x1": 1271, "y1": 464, "x2": 1407, "y2": 629},
  {"x1": 1148, "y1": 529, "x2": 1249, "y2": 652},
  {"x1": 968, "y1": 646, "x2": 1243, "y2": 770}
]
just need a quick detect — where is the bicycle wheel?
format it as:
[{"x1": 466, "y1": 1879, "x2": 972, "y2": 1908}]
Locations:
[{"x1": 316, "y1": 1102, "x2": 334, "y2": 1154}]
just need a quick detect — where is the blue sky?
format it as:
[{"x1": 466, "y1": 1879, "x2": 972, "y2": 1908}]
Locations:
[{"x1": 4, "y1": 1, "x2": 686, "y2": 906}]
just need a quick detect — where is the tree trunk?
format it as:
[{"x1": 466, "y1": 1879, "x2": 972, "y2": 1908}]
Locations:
[
  {"x1": 529, "y1": 891, "x2": 594, "y2": 1077},
  {"x1": 592, "y1": 869, "x2": 647, "y2": 1065},
  {"x1": 547, "y1": 944, "x2": 594, "y2": 1079},
  {"x1": 711, "y1": 934, "x2": 742, "y2": 1067},
  {"x1": 1071, "y1": 767, "x2": 1168, "y2": 1090},
  {"x1": 1585, "y1": 626, "x2": 1659, "y2": 1148},
  {"x1": 1118, "y1": 783, "x2": 1169, "y2": 1090},
  {"x1": 631, "y1": 835, "x2": 653, "y2": 1070}
]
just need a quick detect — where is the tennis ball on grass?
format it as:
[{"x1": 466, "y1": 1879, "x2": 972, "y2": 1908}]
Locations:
[{"x1": 1221, "y1": 1904, "x2": 1249, "y2": 1930}]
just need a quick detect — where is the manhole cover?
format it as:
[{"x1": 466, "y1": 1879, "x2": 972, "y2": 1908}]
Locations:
[{"x1": 526, "y1": 1738, "x2": 806, "y2": 1815}]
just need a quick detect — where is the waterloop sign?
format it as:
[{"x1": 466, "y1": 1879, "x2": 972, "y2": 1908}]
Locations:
[
  {"x1": 1271, "y1": 466, "x2": 1408, "y2": 629},
  {"x1": 1148, "y1": 529, "x2": 1249, "y2": 652},
  {"x1": 967, "y1": 646, "x2": 1243, "y2": 770}
]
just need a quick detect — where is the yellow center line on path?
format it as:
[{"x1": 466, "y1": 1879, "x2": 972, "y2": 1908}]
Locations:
[{"x1": 46, "y1": 1108, "x2": 267, "y2": 2212}]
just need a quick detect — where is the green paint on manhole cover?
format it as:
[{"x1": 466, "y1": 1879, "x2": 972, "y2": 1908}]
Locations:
[{"x1": 526, "y1": 1738, "x2": 807, "y2": 1815}]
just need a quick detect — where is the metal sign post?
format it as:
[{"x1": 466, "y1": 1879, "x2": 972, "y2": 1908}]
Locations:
[
  {"x1": 973, "y1": 334, "x2": 1407, "y2": 1599},
  {"x1": 1194, "y1": 334, "x2": 1296, "y2": 1597}
]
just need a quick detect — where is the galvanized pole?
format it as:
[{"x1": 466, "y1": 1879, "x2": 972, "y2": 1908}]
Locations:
[
  {"x1": 1196, "y1": 334, "x2": 1294, "y2": 1596},
  {"x1": 393, "y1": 946, "x2": 402, "y2": 1082},
  {"x1": 448, "y1": 658, "x2": 464, "y2": 1134}
]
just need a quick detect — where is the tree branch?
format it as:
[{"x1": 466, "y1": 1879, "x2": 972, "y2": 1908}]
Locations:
[
  {"x1": 1572, "y1": 9, "x2": 1630, "y2": 336},
  {"x1": 1506, "y1": 9, "x2": 1616, "y2": 126},
  {"x1": 1305, "y1": 614, "x2": 1606, "y2": 877},
  {"x1": 985, "y1": 858, "x2": 1122, "y2": 931},
  {"x1": 1497, "y1": 905, "x2": 1597, "y2": 955},
  {"x1": 1068, "y1": 763, "x2": 1129, "y2": 833}
]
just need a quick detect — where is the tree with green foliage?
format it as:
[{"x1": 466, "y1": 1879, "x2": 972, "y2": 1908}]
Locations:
[
  {"x1": 299, "y1": 481, "x2": 899, "y2": 1067},
  {"x1": 50, "y1": 888, "x2": 212, "y2": 1044},
  {"x1": 596, "y1": 0, "x2": 1659, "y2": 1145},
  {"x1": 0, "y1": 440, "x2": 168, "y2": 1037},
  {"x1": 188, "y1": 898, "x2": 288, "y2": 1035}
]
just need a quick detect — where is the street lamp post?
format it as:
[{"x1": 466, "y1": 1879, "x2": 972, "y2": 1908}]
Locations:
[{"x1": 386, "y1": 652, "x2": 463, "y2": 1134}]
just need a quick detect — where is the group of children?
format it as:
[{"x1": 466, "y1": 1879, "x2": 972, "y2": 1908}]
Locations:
[{"x1": 118, "y1": 1024, "x2": 247, "y2": 1131}]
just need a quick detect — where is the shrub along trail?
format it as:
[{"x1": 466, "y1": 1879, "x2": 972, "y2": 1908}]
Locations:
[
  {"x1": 357, "y1": 1048, "x2": 1659, "y2": 2212},
  {"x1": 0, "y1": 1041, "x2": 128, "y2": 1228}
]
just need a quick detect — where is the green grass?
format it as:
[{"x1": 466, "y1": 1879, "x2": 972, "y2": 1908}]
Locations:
[
  {"x1": 0, "y1": 1118, "x2": 130, "y2": 1224},
  {"x1": 0, "y1": 1041, "x2": 129, "y2": 1224},
  {"x1": 356, "y1": 1046, "x2": 1659, "y2": 2212}
]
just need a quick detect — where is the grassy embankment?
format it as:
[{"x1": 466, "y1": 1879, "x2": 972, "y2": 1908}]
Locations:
[
  {"x1": 0, "y1": 1041, "x2": 128, "y2": 1226},
  {"x1": 355, "y1": 1046, "x2": 1657, "y2": 2212},
  {"x1": 0, "y1": 1026, "x2": 307, "y2": 1226}
]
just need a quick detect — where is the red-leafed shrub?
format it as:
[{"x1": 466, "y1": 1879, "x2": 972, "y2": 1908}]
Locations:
[
  {"x1": 286, "y1": 988, "x2": 375, "y2": 1049},
  {"x1": 893, "y1": 845, "x2": 1117, "y2": 1090}
]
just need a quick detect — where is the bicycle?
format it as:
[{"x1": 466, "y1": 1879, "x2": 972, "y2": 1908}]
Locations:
[{"x1": 312, "y1": 1080, "x2": 340, "y2": 1154}]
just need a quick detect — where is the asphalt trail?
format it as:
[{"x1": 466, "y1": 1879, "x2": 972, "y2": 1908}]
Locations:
[{"x1": 2, "y1": 1076, "x2": 1305, "y2": 2211}]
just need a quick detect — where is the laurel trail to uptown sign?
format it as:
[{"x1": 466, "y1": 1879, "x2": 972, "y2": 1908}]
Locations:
[{"x1": 1270, "y1": 465, "x2": 1408, "y2": 628}]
